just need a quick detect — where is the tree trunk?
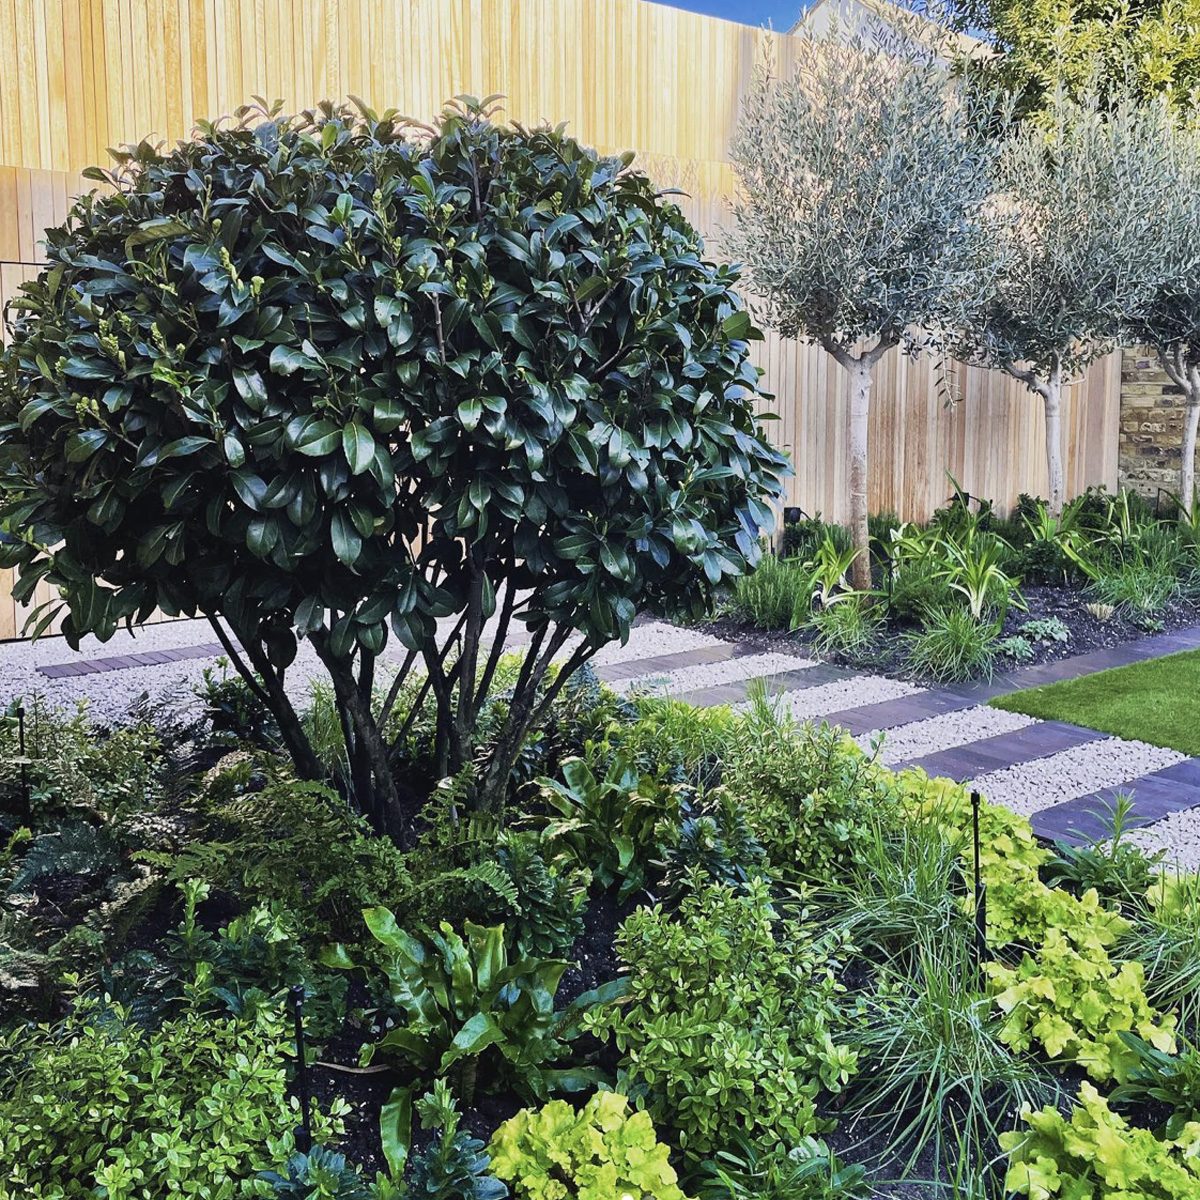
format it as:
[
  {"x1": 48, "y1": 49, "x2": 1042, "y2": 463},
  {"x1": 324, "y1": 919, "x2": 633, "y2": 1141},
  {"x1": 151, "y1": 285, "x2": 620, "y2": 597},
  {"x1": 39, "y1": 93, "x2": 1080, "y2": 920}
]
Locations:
[
  {"x1": 847, "y1": 359, "x2": 873, "y2": 592},
  {"x1": 1181, "y1": 399, "x2": 1199, "y2": 516},
  {"x1": 1042, "y1": 361, "x2": 1065, "y2": 518}
]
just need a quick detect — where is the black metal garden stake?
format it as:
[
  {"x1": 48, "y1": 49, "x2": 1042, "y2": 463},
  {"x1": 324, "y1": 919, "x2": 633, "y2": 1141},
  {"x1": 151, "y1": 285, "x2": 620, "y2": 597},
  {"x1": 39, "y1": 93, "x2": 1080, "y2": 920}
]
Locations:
[
  {"x1": 290, "y1": 984, "x2": 313, "y2": 1153},
  {"x1": 17, "y1": 705, "x2": 28, "y2": 814},
  {"x1": 971, "y1": 789, "x2": 988, "y2": 979}
]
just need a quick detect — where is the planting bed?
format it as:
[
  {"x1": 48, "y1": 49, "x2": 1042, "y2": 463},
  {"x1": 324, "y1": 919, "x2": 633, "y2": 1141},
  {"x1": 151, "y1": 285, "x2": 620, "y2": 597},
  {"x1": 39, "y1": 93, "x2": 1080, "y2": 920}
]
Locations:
[{"x1": 5, "y1": 635, "x2": 1200, "y2": 1200}]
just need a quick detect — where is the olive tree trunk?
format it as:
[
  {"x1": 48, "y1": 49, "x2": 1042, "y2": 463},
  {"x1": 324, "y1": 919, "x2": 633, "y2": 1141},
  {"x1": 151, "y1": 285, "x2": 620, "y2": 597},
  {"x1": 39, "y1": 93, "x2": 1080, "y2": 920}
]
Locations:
[
  {"x1": 827, "y1": 337, "x2": 894, "y2": 592},
  {"x1": 1041, "y1": 358, "x2": 1066, "y2": 519},
  {"x1": 1157, "y1": 345, "x2": 1200, "y2": 516}
]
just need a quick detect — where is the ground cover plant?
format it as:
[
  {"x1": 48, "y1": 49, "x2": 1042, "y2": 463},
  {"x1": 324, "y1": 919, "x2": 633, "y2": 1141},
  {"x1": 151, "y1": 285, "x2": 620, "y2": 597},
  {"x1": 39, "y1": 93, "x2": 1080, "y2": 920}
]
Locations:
[{"x1": 992, "y1": 648, "x2": 1200, "y2": 757}]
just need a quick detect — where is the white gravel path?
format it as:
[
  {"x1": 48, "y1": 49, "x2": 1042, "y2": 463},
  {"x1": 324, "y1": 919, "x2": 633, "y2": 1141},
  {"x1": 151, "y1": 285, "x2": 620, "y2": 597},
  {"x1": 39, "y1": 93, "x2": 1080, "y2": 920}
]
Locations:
[
  {"x1": 1128, "y1": 810, "x2": 1200, "y2": 872},
  {"x1": 739, "y1": 674, "x2": 920, "y2": 723},
  {"x1": 582, "y1": 621, "x2": 728, "y2": 667},
  {"x1": 858, "y1": 705, "x2": 1039, "y2": 765},
  {"x1": 973, "y1": 737, "x2": 1187, "y2": 817},
  {"x1": 0, "y1": 615, "x2": 727, "y2": 726},
  {"x1": 611, "y1": 651, "x2": 815, "y2": 695}
]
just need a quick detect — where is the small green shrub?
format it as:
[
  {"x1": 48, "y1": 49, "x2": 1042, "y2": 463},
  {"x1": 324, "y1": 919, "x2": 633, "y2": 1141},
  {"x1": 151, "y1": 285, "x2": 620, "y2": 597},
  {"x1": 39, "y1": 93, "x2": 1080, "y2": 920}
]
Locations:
[
  {"x1": 1043, "y1": 793, "x2": 1162, "y2": 904},
  {"x1": 885, "y1": 555, "x2": 955, "y2": 623},
  {"x1": 534, "y1": 751, "x2": 679, "y2": 898},
  {"x1": 0, "y1": 998, "x2": 346, "y2": 1198},
  {"x1": 654, "y1": 786, "x2": 767, "y2": 902},
  {"x1": 783, "y1": 515, "x2": 852, "y2": 561},
  {"x1": 257, "y1": 1148, "x2": 377, "y2": 1200},
  {"x1": 997, "y1": 634, "x2": 1036, "y2": 663},
  {"x1": 405, "y1": 1081, "x2": 507, "y2": 1200},
  {"x1": 589, "y1": 879, "x2": 856, "y2": 1157},
  {"x1": 1019, "y1": 616, "x2": 1071, "y2": 645},
  {"x1": 726, "y1": 710, "x2": 896, "y2": 880},
  {"x1": 695, "y1": 1132, "x2": 867, "y2": 1200},
  {"x1": 804, "y1": 596, "x2": 882, "y2": 660},
  {"x1": 1002, "y1": 1082, "x2": 1200, "y2": 1199},
  {"x1": 488, "y1": 1091, "x2": 689, "y2": 1200},
  {"x1": 493, "y1": 832, "x2": 588, "y2": 959},
  {"x1": 325, "y1": 910, "x2": 615, "y2": 1108},
  {"x1": 728, "y1": 552, "x2": 809, "y2": 629},
  {"x1": 904, "y1": 608, "x2": 1000, "y2": 682}
]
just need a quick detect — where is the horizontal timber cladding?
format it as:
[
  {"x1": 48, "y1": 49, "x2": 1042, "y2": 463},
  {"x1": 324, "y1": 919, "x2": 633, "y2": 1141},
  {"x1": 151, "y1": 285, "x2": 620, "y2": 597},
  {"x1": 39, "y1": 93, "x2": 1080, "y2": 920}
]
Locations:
[{"x1": 0, "y1": 0, "x2": 1119, "y2": 636}]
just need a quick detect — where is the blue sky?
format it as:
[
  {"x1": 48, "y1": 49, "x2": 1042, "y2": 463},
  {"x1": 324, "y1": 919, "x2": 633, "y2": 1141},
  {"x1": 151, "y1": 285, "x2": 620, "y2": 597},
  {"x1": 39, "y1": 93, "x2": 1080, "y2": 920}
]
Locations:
[{"x1": 660, "y1": 0, "x2": 807, "y2": 29}]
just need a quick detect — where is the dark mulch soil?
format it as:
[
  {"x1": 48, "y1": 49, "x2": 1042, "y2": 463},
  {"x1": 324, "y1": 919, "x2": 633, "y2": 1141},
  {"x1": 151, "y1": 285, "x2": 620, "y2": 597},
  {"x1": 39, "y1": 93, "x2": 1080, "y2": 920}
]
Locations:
[
  {"x1": 705, "y1": 585, "x2": 1200, "y2": 686},
  {"x1": 559, "y1": 888, "x2": 630, "y2": 1005}
]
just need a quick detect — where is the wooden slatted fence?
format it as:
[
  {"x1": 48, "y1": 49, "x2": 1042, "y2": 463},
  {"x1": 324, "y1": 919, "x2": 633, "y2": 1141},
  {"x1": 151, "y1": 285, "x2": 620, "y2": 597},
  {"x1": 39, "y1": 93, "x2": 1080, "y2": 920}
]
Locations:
[{"x1": 0, "y1": 0, "x2": 1120, "y2": 638}]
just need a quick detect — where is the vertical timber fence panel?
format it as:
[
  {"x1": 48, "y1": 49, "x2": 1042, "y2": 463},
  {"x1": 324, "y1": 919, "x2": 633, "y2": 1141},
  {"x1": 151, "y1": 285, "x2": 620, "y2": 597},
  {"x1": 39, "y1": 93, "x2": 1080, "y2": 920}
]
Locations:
[{"x1": 0, "y1": 0, "x2": 1120, "y2": 638}]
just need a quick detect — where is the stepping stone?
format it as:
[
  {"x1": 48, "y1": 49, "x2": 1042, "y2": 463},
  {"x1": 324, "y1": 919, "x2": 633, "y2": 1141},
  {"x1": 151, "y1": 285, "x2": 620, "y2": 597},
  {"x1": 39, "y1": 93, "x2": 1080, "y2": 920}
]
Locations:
[
  {"x1": 898, "y1": 721, "x2": 1104, "y2": 780},
  {"x1": 594, "y1": 641, "x2": 754, "y2": 683},
  {"x1": 37, "y1": 641, "x2": 226, "y2": 677},
  {"x1": 821, "y1": 689, "x2": 978, "y2": 736},
  {"x1": 1032, "y1": 774, "x2": 1200, "y2": 844},
  {"x1": 675, "y1": 662, "x2": 852, "y2": 708}
]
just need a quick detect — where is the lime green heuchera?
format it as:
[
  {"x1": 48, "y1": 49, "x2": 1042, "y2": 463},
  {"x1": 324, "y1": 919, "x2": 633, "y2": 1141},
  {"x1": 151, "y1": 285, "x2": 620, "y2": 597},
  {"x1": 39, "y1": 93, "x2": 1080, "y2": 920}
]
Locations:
[
  {"x1": 1002, "y1": 1081, "x2": 1200, "y2": 1199},
  {"x1": 896, "y1": 769, "x2": 1175, "y2": 1081},
  {"x1": 987, "y1": 931, "x2": 1176, "y2": 1083},
  {"x1": 488, "y1": 1092, "x2": 690, "y2": 1200}
]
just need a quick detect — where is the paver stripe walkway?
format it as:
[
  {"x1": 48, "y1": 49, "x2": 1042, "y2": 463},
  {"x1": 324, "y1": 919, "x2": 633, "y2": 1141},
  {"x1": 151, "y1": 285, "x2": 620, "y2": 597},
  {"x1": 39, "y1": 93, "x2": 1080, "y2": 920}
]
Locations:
[
  {"x1": 23, "y1": 616, "x2": 1200, "y2": 857},
  {"x1": 39, "y1": 641, "x2": 226, "y2": 677},
  {"x1": 593, "y1": 641, "x2": 756, "y2": 683},
  {"x1": 896, "y1": 721, "x2": 1104, "y2": 780}
]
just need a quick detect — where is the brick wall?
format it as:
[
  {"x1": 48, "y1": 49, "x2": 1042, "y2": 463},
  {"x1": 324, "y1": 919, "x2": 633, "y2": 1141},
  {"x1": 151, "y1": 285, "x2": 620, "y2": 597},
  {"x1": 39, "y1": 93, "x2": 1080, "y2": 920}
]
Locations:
[{"x1": 1118, "y1": 347, "x2": 1196, "y2": 499}]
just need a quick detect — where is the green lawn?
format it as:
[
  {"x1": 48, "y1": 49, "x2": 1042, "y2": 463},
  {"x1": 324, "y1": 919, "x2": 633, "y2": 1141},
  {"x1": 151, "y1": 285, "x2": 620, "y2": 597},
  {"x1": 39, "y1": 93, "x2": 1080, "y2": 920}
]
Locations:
[{"x1": 991, "y1": 648, "x2": 1200, "y2": 757}]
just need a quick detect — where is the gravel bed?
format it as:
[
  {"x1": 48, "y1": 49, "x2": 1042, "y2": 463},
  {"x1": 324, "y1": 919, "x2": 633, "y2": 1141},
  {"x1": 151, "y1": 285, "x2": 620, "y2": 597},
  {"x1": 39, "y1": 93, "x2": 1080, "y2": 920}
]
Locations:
[
  {"x1": 0, "y1": 615, "x2": 726, "y2": 727},
  {"x1": 973, "y1": 738, "x2": 1187, "y2": 817},
  {"x1": 611, "y1": 651, "x2": 815, "y2": 695},
  {"x1": 858, "y1": 705, "x2": 1039, "y2": 765},
  {"x1": 576, "y1": 621, "x2": 728, "y2": 668},
  {"x1": 1128, "y1": 810, "x2": 1200, "y2": 873},
  {"x1": 741, "y1": 674, "x2": 920, "y2": 723}
]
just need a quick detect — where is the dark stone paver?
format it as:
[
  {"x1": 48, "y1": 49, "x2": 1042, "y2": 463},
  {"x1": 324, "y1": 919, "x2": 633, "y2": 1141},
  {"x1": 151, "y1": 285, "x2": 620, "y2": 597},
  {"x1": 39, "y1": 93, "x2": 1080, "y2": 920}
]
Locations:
[
  {"x1": 897, "y1": 721, "x2": 1104, "y2": 780},
  {"x1": 1033, "y1": 760, "x2": 1200, "y2": 845},
  {"x1": 818, "y1": 689, "x2": 980, "y2": 736},
  {"x1": 673, "y1": 662, "x2": 851, "y2": 708},
  {"x1": 593, "y1": 641, "x2": 760, "y2": 684},
  {"x1": 38, "y1": 641, "x2": 225, "y2": 678}
]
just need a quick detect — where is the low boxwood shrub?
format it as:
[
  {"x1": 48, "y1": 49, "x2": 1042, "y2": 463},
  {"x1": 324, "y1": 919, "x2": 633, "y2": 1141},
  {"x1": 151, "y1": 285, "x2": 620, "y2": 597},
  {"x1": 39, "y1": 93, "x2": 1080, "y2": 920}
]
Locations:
[
  {"x1": 0, "y1": 997, "x2": 346, "y2": 1198},
  {"x1": 588, "y1": 878, "x2": 857, "y2": 1157}
]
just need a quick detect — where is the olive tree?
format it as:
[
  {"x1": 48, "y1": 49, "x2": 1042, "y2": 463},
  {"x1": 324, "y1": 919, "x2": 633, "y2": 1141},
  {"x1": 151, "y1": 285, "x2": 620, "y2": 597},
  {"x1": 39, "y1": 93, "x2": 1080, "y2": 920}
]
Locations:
[
  {"x1": 956, "y1": 95, "x2": 1172, "y2": 515},
  {"x1": 0, "y1": 98, "x2": 788, "y2": 841},
  {"x1": 729, "y1": 30, "x2": 1000, "y2": 588},
  {"x1": 1122, "y1": 112, "x2": 1200, "y2": 510}
]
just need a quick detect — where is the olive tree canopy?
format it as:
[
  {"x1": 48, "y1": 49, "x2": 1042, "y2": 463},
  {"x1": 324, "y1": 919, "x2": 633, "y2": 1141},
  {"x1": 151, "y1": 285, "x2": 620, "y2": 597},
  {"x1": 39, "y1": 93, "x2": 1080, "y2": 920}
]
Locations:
[
  {"x1": 954, "y1": 94, "x2": 1175, "y2": 515},
  {"x1": 0, "y1": 97, "x2": 788, "y2": 839},
  {"x1": 1121, "y1": 111, "x2": 1200, "y2": 510},
  {"x1": 729, "y1": 28, "x2": 1000, "y2": 587}
]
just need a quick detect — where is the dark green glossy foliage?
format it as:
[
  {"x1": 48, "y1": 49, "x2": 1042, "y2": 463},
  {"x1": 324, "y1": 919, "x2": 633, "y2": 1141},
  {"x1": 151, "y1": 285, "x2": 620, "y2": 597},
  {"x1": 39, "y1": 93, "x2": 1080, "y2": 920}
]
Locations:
[{"x1": 0, "y1": 97, "x2": 787, "y2": 657}]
